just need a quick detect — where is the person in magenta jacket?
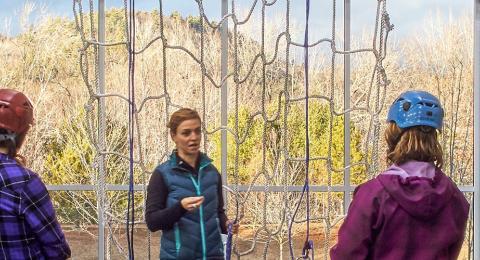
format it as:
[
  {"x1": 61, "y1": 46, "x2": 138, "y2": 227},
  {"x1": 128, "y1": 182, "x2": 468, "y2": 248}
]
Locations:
[{"x1": 330, "y1": 90, "x2": 469, "y2": 260}]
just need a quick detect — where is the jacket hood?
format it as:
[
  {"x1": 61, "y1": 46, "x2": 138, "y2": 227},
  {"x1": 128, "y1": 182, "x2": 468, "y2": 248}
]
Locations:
[{"x1": 378, "y1": 161, "x2": 454, "y2": 220}]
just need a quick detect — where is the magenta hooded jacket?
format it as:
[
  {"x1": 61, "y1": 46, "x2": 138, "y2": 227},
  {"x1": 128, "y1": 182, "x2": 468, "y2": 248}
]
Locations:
[{"x1": 330, "y1": 161, "x2": 469, "y2": 260}]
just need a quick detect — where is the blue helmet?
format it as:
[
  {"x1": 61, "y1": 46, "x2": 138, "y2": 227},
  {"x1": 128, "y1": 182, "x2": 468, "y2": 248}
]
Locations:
[{"x1": 387, "y1": 90, "x2": 444, "y2": 129}]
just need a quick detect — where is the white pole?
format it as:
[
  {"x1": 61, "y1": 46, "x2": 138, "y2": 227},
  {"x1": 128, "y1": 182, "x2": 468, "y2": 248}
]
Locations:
[
  {"x1": 97, "y1": 0, "x2": 106, "y2": 259},
  {"x1": 473, "y1": 1, "x2": 480, "y2": 259},
  {"x1": 343, "y1": 0, "x2": 352, "y2": 214}
]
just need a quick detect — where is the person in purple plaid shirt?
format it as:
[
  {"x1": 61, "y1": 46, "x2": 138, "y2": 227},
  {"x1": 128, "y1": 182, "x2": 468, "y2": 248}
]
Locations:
[
  {"x1": 0, "y1": 88, "x2": 71, "y2": 260},
  {"x1": 330, "y1": 91, "x2": 469, "y2": 260}
]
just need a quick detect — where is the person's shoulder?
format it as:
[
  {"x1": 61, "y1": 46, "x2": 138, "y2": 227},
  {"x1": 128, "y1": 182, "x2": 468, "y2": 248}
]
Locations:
[
  {"x1": 356, "y1": 177, "x2": 383, "y2": 190},
  {"x1": 154, "y1": 159, "x2": 174, "y2": 173},
  {"x1": 353, "y1": 177, "x2": 385, "y2": 198},
  {"x1": 0, "y1": 160, "x2": 36, "y2": 189},
  {"x1": 198, "y1": 153, "x2": 219, "y2": 172},
  {"x1": 438, "y1": 171, "x2": 471, "y2": 212},
  {"x1": 206, "y1": 163, "x2": 220, "y2": 174}
]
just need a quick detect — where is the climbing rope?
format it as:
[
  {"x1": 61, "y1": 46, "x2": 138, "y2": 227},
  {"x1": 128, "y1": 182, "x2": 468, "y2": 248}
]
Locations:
[
  {"x1": 288, "y1": 0, "x2": 314, "y2": 259},
  {"x1": 125, "y1": 0, "x2": 137, "y2": 259},
  {"x1": 225, "y1": 221, "x2": 234, "y2": 260}
]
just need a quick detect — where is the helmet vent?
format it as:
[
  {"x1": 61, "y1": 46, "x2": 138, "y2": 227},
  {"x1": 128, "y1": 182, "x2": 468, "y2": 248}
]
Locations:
[
  {"x1": 0, "y1": 101, "x2": 9, "y2": 108},
  {"x1": 420, "y1": 102, "x2": 435, "y2": 107},
  {"x1": 402, "y1": 102, "x2": 411, "y2": 111}
]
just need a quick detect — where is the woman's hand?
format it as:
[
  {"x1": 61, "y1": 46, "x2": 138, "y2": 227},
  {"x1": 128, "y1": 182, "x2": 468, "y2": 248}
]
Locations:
[
  {"x1": 181, "y1": 196, "x2": 204, "y2": 211},
  {"x1": 226, "y1": 219, "x2": 239, "y2": 234}
]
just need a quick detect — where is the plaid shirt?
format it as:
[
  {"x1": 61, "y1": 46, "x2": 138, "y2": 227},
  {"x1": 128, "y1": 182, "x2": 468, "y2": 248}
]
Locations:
[{"x1": 0, "y1": 153, "x2": 71, "y2": 259}]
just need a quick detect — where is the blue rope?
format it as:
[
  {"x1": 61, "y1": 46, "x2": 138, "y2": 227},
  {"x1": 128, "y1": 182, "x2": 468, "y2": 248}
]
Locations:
[
  {"x1": 225, "y1": 222, "x2": 234, "y2": 260},
  {"x1": 302, "y1": 0, "x2": 314, "y2": 258},
  {"x1": 288, "y1": 0, "x2": 314, "y2": 259},
  {"x1": 126, "y1": 0, "x2": 136, "y2": 259}
]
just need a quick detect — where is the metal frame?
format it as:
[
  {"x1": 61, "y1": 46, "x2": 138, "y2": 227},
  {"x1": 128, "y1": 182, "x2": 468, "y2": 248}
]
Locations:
[
  {"x1": 343, "y1": 0, "x2": 352, "y2": 214},
  {"x1": 97, "y1": 1, "x2": 106, "y2": 259},
  {"x1": 473, "y1": 0, "x2": 479, "y2": 259},
  {"x1": 51, "y1": 0, "x2": 479, "y2": 258},
  {"x1": 47, "y1": 184, "x2": 476, "y2": 192}
]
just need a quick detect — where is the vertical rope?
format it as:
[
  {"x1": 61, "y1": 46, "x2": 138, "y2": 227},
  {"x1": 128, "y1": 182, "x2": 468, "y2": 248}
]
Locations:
[
  {"x1": 288, "y1": 0, "x2": 314, "y2": 259},
  {"x1": 260, "y1": 2, "x2": 273, "y2": 259},
  {"x1": 232, "y1": 1, "x2": 241, "y2": 258},
  {"x1": 126, "y1": 0, "x2": 136, "y2": 259},
  {"x1": 302, "y1": 0, "x2": 313, "y2": 259},
  {"x1": 324, "y1": 0, "x2": 337, "y2": 257}
]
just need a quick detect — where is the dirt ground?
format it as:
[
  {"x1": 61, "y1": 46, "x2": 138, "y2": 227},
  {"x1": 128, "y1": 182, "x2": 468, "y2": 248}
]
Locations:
[
  {"x1": 65, "y1": 228, "x2": 160, "y2": 260},
  {"x1": 65, "y1": 225, "x2": 472, "y2": 259},
  {"x1": 65, "y1": 225, "x2": 334, "y2": 260}
]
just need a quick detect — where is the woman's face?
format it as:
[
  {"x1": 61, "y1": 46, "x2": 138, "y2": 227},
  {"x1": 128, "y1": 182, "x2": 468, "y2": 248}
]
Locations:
[{"x1": 171, "y1": 118, "x2": 202, "y2": 157}]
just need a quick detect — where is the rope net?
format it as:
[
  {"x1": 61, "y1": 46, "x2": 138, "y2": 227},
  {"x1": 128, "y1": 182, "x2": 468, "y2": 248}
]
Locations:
[{"x1": 69, "y1": 0, "x2": 474, "y2": 259}]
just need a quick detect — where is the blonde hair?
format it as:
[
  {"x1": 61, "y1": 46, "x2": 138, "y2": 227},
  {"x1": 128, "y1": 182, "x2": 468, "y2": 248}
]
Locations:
[
  {"x1": 167, "y1": 108, "x2": 201, "y2": 134},
  {"x1": 385, "y1": 122, "x2": 443, "y2": 168}
]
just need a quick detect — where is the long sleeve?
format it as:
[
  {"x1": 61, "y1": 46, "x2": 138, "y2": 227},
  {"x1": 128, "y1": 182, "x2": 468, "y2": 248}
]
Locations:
[
  {"x1": 21, "y1": 175, "x2": 71, "y2": 260},
  {"x1": 217, "y1": 173, "x2": 228, "y2": 234},
  {"x1": 448, "y1": 190, "x2": 470, "y2": 259},
  {"x1": 145, "y1": 169, "x2": 187, "y2": 232},
  {"x1": 330, "y1": 183, "x2": 380, "y2": 260}
]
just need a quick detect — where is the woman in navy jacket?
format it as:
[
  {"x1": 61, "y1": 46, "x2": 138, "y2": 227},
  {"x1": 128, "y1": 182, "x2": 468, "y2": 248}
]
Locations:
[{"x1": 146, "y1": 108, "x2": 238, "y2": 260}]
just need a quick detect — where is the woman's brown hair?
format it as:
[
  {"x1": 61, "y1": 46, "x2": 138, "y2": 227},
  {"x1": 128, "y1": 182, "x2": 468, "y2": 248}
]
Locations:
[
  {"x1": 385, "y1": 122, "x2": 443, "y2": 168},
  {"x1": 167, "y1": 108, "x2": 201, "y2": 134}
]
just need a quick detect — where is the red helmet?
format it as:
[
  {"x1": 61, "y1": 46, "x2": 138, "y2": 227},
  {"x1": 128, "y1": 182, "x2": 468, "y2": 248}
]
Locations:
[{"x1": 0, "y1": 89, "x2": 34, "y2": 135}]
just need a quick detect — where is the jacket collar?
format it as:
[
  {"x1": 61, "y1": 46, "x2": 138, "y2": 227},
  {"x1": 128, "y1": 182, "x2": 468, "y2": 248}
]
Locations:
[
  {"x1": 169, "y1": 150, "x2": 212, "y2": 170},
  {"x1": 0, "y1": 153, "x2": 13, "y2": 161}
]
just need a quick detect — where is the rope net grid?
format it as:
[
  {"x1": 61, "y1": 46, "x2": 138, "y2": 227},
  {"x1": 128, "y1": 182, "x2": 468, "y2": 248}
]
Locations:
[{"x1": 68, "y1": 0, "x2": 475, "y2": 259}]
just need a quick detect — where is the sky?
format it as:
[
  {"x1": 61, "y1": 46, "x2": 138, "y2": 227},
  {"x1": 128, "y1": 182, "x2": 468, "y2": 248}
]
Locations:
[{"x1": 0, "y1": 0, "x2": 473, "y2": 39}]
